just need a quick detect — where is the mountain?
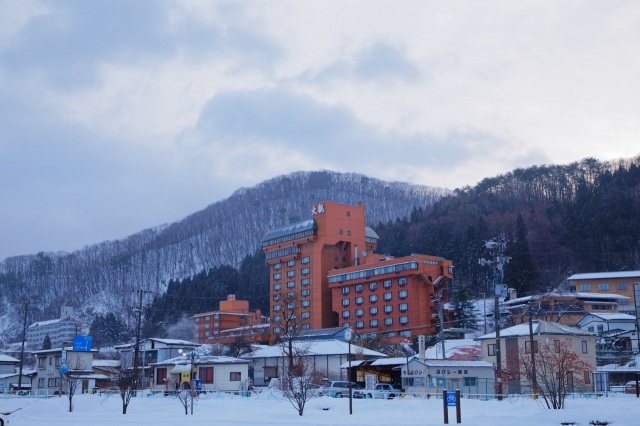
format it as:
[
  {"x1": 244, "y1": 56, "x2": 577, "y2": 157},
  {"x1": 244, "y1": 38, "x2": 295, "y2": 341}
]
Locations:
[{"x1": 0, "y1": 170, "x2": 448, "y2": 344}]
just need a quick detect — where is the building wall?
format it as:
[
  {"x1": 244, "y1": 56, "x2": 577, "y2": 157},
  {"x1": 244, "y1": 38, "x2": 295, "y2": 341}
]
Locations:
[
  {"x1": 249, "y1": 353, "x2": 351, "y2": 386},
  {"x1": 27, "y1": 318, "x2": 82, "y2": 350},
  {"x1": 568, "y1": 273, "x2": 640, "y2": 307},
  {"x1": 34, "y1": 349, "x2": 94, "y2": 395}
]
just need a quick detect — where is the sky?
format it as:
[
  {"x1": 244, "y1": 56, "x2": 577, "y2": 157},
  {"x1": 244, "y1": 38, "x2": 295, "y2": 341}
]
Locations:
[
  {"x1": 1, "y1": 1, "x2": 639, "y2": 261},
  {"x1": 2, "y1": 390, "x2": 639, "y2": 425}
]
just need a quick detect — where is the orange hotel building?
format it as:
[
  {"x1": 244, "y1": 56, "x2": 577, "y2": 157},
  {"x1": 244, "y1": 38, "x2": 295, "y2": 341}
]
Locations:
[{"x1": 261, "y1": 201, "x2": 453, "y2": 339}]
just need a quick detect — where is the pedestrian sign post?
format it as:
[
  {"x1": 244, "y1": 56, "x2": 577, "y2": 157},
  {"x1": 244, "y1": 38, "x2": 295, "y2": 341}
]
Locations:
[{"x1": 442, "y1": 389, "x2": 461, "y2": 424}]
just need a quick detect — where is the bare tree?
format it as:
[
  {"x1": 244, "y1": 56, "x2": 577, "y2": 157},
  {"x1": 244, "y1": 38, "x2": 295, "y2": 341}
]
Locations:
[
  {"x1": 165, "y1": 376, "x2": 194, "y2": 415},
  {"x1": 113, "y1": 357, "x2": 138, "y2": 415},
  {"x1": 520, "y1": 338, "x2": 594, "y2": 409},
  {"x1": 60, "y1": 356, "x2": 87, "y2": 413}
]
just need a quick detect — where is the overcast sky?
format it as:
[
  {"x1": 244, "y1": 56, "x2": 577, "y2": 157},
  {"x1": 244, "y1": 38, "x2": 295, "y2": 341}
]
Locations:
[{"x1": 1, "y1": 0, "x2": 639, "y2": 261}]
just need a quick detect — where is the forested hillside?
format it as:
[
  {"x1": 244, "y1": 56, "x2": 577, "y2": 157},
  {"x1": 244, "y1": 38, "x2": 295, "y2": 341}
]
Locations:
[
  {"x1": 375, "y1": 156, "x2": 640, "y2": 298},
  {"x1": 0, "y1": 171, "x2": 446, "y2": 345}
]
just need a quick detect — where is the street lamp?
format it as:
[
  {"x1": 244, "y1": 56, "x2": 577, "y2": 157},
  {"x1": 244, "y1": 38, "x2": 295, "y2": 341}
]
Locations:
[
  {"x1": 344, "y1": 328, "x2": 354, "y2": 415},
  {"x1": 178, "y1": 348, "x2": 197, "y2": 415}
]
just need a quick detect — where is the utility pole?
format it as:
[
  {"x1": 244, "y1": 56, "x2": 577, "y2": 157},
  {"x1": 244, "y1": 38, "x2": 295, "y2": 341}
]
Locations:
[
  {"x1": 17, "y1": 300, "x2": 28, "y2": 394},
  {"x1": 528, "y1": 311, "x2": 538, "y2": 398},
  {"x1": 479, "y1": 239, "x2": 510, "y2": 401},
  {"x1": 438, "y1": 294, "x2": 445, "y2": 359},
  {"x1": 133, "y1": 288, "x2": 145, "y2": 391}
]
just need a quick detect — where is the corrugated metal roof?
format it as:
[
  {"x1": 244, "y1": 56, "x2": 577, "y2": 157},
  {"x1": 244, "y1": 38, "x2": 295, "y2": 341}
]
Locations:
[{"x1": 260, "y1": 220, "x2": 317, "y2": 244}]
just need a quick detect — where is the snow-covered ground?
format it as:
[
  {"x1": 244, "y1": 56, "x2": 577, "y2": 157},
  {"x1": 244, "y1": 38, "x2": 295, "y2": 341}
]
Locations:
[{"x1": 1, "y1": 391, "x2": 638, "y2": 425}]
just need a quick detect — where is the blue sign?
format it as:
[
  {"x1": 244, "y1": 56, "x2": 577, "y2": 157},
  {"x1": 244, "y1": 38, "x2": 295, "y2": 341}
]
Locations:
[
  {"x1": 73, "y1": 336, "x2": 93, "y2": 352},
  {"x1": 446, "y1": 392, "x2": 457, "y2": 406},
  {"x1": 195, "y1": 380, "x2": 202, "y2": 392}
]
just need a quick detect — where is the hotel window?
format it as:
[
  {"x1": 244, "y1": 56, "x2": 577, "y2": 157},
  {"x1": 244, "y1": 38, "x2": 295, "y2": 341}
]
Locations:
[
  {"x1": 369, "y1": 294, "x2": 378, "y2": 303},
  {"x1": 399, "y1": 303, "x2": 408, "y2": 312},
  {"x1": 273, "y1": 273, "x2": 282, "y2": 280},
  {"x1": 582, "y1": 341, "x2": 588, "y2": 353},
  {"x1": 342, "y1": 299, "x2": 350, "y2": 307},
  {"x1": 339, "y1": 229, "x2": 343, "y2": 235},
  {"x1": 301, "y1": 311, "x2": 310, "y2": 319},
  {"x1": 370, "y1": 307, "x2": 378, "y2": 315},
  {"x1": 355, "y1": 284, "x2": 363, "y2": 293},
  {"x1": 301, "y1": 289, "x2": 310, "y2": 296},
  {"x1": 617, "y1": 282, "x2": 628, "y2": 290},
  {"x1": 273, "y1": 315, "x2": 282, "y2": 323},
  {"x1": 399, "y1": 316, "x2": 409, "y2": 325},
  {"x1": 355, "y1": 321, "x2": 364, "y2": 329},
  {"x1": 273, "y1": 326, "x2": 281, "y2": 334},
  {"x1": 342, "y1": 310, "x2": 350, "y2": 318},
  {"x1": 398, "y1": 277, "x2": 407, "y2": 286},
  {"x1": 383, "y1": 280, "x2": 392, "y2": 289},
  {"x1": 273, "y1": 263, "x2": 282, "y2": 270},
  {"x1": 579, "y1": 284, "x2": 591, "y2": 291},
  {"x1": 355, "y1": 308, "x2": 364, "y2": 317},
  {"x1": 370, "y1": 319, "x2": 378, "y2": 327},
  {"x1": 346, "y1": 211, "x2": 350, "y2": 217},
  {"x1": 301, "y1": 323, "x2": 310, "y2": 330},
  {"x1": 342, "y1": 287, "x2": 350, "y2": 295},
  {"x1": 287, "y1": 260, "x2": 296, "y2": 267},
  {"x1": 301, "y1": 256, "x2": 310, "y2": 264},
  {"x1": 384, "y1": 318, "x2": 393, "y2": 326},
  {"x1": 301, "y1": 300, "x2": 310, "y2": 307},
  {"x1": 214, "y1": 322, "x2": 219, "y2": 327},
  {"x1": 230, "y1": 372, "x2": 242, "y2": 381},
  {"x1": 301, "y1": 267, "x2": 310, "y2": 275},
  {"x1": 384, "y1": 305, "x2": 393, "y2": 314},
  {"x1": 347, "y1": 231, "x2": 351, "y2": 236},
  {"x1": 287, "y1": 270, "x2": 296, "y2": 278},
  {"x1": 488, "y1": 344, "x2": 497, "y2": 356},
  {"x1": 287, "y1": 281, "x2": 295, "y2": 288},
  {"x1": 598, "y1": 283, "x2": 609, "y2": 291},
  {"x1": 384, "y1": 292, "x2": 392, "y2": 301},
  {"x1": 287, "y1": 302, "x2": 296, "y2": 309},
  {"x1": 369, "y1": 282, "x2": 377, "y2": 291},
  {"x1": 273, "y1": 304, "x2": 282, "y2": 311},
  {"x1": 287, "y1": 291, "x2": 296, "y2": 298},
  {"x1": 301, "y1": 278, "x2": 310, "y2": 286},
  {"x1": 398, "y1": 290, "x2": 408, "y2": 299},
  {"x1": 355, "y1": 296, "x2": 364, "y2": 305}
]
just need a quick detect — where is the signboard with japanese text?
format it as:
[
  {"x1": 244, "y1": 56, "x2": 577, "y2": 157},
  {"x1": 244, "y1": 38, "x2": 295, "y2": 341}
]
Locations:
[{"x1": 73, "y1": 335, "x2": 93, "y2": 352}]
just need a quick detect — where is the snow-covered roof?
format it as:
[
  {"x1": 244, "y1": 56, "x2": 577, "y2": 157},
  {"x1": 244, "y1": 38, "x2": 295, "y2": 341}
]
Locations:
[
  {"x1": 578, "y1": 313, "x2": 637, "y2": 322},
  {"x1": 424, "y1": 339, "x2": 480, "y2": 360},
  {"x1": 243, "y1": 339, "x2": 387, "y2": 359},
  {"x1": 28, "y1": 316, "x2": 81, "y2": 328},
  {"x1": 0, "y1": 354, "x2": 19, "y2": 363},
  {"x1": 153, "y1": 355, "x2": 249, "y2": 367},
  {"x1": 568, "y1": 271, "x2": 640, "y2": 280},
  {"x1": 116, "y1": 338, "x2": 200, "y2": 350},
  {"x1": 410, "y1": 358, "x2": 494, "y2": 368},
  {"x1": 477, "y1": 320, "x2": 595, "y2": 340},
  {"x1": 92, "y1": 360, "x2": 121, "y2": 368}
]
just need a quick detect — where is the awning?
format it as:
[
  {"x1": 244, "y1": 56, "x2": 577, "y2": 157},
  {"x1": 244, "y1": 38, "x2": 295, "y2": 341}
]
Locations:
[{"x1": 170, "y1": 365, "x2": 192, "y2": 373}]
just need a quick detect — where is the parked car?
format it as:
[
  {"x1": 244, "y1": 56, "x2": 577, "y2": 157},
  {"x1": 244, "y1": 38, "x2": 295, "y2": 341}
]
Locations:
[
  {"x1": 293, "y1": 383, "x2": 321, "y2": 398},
  {"x1": 317, "y1": 381, "x2": 362, "y2": 398},
  {"x1": 625, "y1": 380, "x2": 639, "y2": 394},
  {"x1": 353, "y1": 383, "x2": 400, "y2": 399}
]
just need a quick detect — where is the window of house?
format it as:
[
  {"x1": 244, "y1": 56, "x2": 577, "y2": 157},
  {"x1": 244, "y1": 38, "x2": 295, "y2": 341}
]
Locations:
[
  {"x1": 370, "y1": 307, "x2": 378, "y2": 315},
  {"x1": 301, "y1": 300, "x2": 310, "y2": 307},
  {"x1": 273, "y1": 326, "x2": 281, "y2": 334},
  {"x1": 301, "y1": 311, "x2": 310, "y2": 319},
  {"x1": 48, "y1": 377, "x2": 59, "y2": 387},
  {"x1": 287, "y1": 281, "x2": 295, "y2": 288},
  {"x1": 463, "y1": 377, "x2": 477, "y2": 386},
  {"x1": 342, "y1": 310, "x2": 350, "y2": 318},
  {"x1": 598, "y1": 283, "x2": 609, "y2": 291},
  {"x1": 370, "y1": 319, "x2": 378, "y2": 327},
  {"x1": 273, "y1": 273, "x2": 282, "y2": 280},
  {"x1": 584, "y1": 370, "x2": 591, "y2": 385},
  {"x1": 582, "y1": 341, "x2": 588, "y2": 353},
  {"x1": 55, "y1": 356, "x2": 60, "y2": 367},
  {"x1": 38, "y1": 378, "x2": 45, "y2": 388},
  {"x1": 384, "y1": 292, "x2": 392, "y2": 301},
  {"x1": 301, "y1": 289, "x2": 310, "y2": 296},
  {"x1": 398, "y1": 290, "x2": 408, "y2": 299},
  {"x1": 488, "y1": 344, "x2": 497, "y2": 356},
  {"x1": 355, "y1": 284, "x2": 363, "y2": 293},
  {"x1": 301, "y1": 256, "x2": 310, "y2": 264},
  {"x1": 273, "y1": 283, "x2": 282, "y2": 291},
  {"x1": 398, "y1": 277, "x2": 407, "y2": 286},
  {"x1": 399, "y1": 316, "x2": 408, "y2": 325},
  {"x1": 383, "y1": 279, "x2": 392, "y2": 289},
  {"x1": 273, "y1": 263, "x2": 282, "y2": 270},
  {"x1": 579, "y1": 284, "x2": 591, "y2": 291},
  {"x1": 384, "y1": 305, "x2": 392, "y2": 314},
  {"x1": 355, "y1": 296, "x2": 364, "y2": 305},
  {"x1": 287, "y1": 270, "x2": 296, "y2": 278},
  {"x1": 230, "y1": 372, "x2": 242, "y2": 381},
  {"x1": 384, "y1": 317, "x2": 393, "y2": 326},
  {"x1": 355, "y1": 308, "x2": 364, "y2": 317},
  {"x1": 525, "y1": 340, "x2": 538, "y2": 353},
  {"x1": 342, "y1": 299, "x2": 350, "y2": 307},
  {"x1": 301, "y1": 267, "x2": 310, "y2": 275},
  {"x1": 617, "y1": 282, "x2": 628, "y2": 290},
  {"x1": 342, "y1": 287, "x2": 350, "y2": 295},
  {"x1": 301, "y1": 278, "x2": 311, "y2": 286},
  {"x1": 399, "y1": 303, "x2": 408, "y2": 312},
  {"x1": 200, "y1": 367, "x2": 214, "y2": 383},
  {"x1": 38, "y1": 358, "x2": 45, "y2": 368},
  {"x1": 369, "y1": 282, "x2": 377, "y2": 291},
  {"x1": 355, "y1": 321, "x2": 364, "y2": 329},
  {"x1": 287, "y1": 260, "x2": 295, "y2": 267}
]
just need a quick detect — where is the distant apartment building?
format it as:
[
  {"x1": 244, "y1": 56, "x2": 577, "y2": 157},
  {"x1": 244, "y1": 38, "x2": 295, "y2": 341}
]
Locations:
[
  {"x1": 26, "y1": 306, "x2": 83, "y2": 350},
  {"x1": 191, "y1": 295, "x2": 267, "y2": 344},
  {"x1": 261, "y1": 201, "x2": 453, "y2": 339},
  {"x1": 566, "y1": 271, "x2": 640, "y2": 315}
]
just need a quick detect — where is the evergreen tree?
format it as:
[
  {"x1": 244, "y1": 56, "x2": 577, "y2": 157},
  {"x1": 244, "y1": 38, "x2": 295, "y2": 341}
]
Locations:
[
  {"x1": 504, "y1": 214, "x2": 537, "y2": 296},
  {"x1": 450, "y1": 281, "x2": 479, "y2": 330},
  {"x1": 42, "y1": 333, "x2": 52, "y2": 349}
]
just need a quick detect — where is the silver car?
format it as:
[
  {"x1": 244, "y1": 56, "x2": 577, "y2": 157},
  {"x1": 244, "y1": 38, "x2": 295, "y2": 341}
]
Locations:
[{"x1": 317, "y1": 381, "x2": 362, "y2": 398}]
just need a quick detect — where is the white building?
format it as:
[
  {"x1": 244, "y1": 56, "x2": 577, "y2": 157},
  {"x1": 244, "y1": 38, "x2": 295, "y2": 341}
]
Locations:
[{"x1": 26, "y1": 306, "x2": 83, "y2": 350}]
